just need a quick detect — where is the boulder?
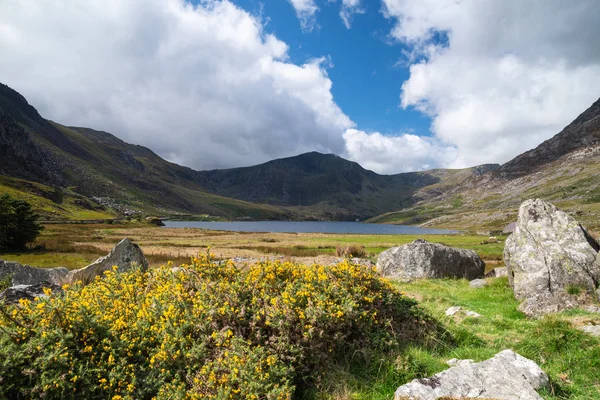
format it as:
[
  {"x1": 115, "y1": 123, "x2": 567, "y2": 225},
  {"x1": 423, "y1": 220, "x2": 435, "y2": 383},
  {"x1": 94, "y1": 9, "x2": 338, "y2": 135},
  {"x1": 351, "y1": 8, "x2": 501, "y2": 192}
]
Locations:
[
  {"x1": 0, "y1": 260, "x2": 70, "y2": 286},
  {"x1": 394, "y1": 349, "x2": 549, "y2": 400},
  {"x1": 504, "y1": 199, "x2": 600, "y2": 317},
  {"x1": 70, "y1": 238, "x2": 148, "y2": 284},
  {"x1": 0, "y1": 281, "x2": 63, "y2": 304},
  {"x1": 377, "y1": 239, "x2": 485, "y2": 281}
]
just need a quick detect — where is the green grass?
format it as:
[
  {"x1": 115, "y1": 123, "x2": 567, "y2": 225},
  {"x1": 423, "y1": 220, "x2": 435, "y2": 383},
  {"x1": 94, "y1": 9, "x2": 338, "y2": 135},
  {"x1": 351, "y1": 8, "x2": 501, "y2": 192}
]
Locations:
[{"x1": 315, "y1": 277, "x2": 600, "y2": 399}]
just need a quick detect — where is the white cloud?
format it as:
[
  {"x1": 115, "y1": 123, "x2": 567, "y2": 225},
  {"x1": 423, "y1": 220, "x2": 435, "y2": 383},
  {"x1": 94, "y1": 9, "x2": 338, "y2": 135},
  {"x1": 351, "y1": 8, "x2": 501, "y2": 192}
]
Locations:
[
  {"x1": 383, "y1": 0, "x2": 600, "y2": 166},
  {"x1": 287, "y1": 0, "x2": 319, "y2": 31},
  {"x1": 340, "y1": 0, "x2": 364, "y2": 29},
  {"x1": 0, "y1": 0, "x2": 353, "y2": 169},
  {"x1": 343, "y1": 129, "x2": 457, "y2": 174}
]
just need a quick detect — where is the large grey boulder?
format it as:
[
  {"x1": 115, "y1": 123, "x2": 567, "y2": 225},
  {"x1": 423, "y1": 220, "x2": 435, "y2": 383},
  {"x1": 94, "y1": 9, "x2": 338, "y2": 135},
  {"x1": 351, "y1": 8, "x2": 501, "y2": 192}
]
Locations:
[
  {"x1": 394, "y1": 349, "x2": 549, "y2": 400},
  {"x1": 504, "y1": 199, "x2": 600, "y2": 317},
  {"x1": 0, "y1": 260, "x2": 70, "y2": 286},
  {"x1": 70, "y1": 238, "x2": 148, "y2": 284},
  {"x1": 377, "y1": 239, "x2": 485, "y2": 281}
]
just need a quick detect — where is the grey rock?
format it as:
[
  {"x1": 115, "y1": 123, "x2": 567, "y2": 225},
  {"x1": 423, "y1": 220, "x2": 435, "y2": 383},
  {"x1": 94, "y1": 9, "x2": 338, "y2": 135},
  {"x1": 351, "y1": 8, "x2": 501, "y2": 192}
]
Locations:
[
  {"x1": 504, "y1": 199, "x2": 600, "y2": 317},
  {"x1": 0, "y1": 260, "x2": 70, "y2": 286},
  {"x1": 444, "y1": 306, "x2": 481, "y2": 318},
  {"x1": 485, "y1": 267, "x2": 508, "y2": 278},
  {"x1": 470, "y1": 278, "x2": 488, "y2": 288},
  {"x1": 70, "y1": 238, "x2": 148, "y2": 284},
  {"x1": 394, "y1": 349, "x2": 549, "y2": 400},
  {"x1": 445, "y1": 306, "x2": 462, "y2": 316},
  {"x1": 579, "y1": 325, "x2": 600, "y2": 336},
  {"x1": 464, "y1": 310, "x2": 482, "y2": 318},
  {"x1": 0, "y1": 281, "x2": 63, "y2": 304},
  {"x1": 583, "y1": 305, "x2": 600, "y2": 313},
  {"x1": 377, "y1": 239, "x2": 485, "y2": 281}
]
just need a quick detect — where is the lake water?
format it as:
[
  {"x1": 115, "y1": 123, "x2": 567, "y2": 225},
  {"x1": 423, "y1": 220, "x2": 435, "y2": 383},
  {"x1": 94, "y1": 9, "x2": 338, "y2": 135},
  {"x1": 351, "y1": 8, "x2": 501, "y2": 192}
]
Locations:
[{"x1": 162, "y1": 220, "x2": 456, "y2": 235}]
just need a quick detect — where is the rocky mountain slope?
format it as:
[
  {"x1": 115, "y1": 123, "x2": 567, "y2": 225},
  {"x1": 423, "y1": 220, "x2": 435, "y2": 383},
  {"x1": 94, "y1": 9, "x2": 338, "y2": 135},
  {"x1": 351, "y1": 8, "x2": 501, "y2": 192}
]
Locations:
[
  {"x1": 371, "y1": 96, "x2": 600, "y2": 230},
  {"x1": 0, "y1": 83, "x2": 494, "y2": 221}
]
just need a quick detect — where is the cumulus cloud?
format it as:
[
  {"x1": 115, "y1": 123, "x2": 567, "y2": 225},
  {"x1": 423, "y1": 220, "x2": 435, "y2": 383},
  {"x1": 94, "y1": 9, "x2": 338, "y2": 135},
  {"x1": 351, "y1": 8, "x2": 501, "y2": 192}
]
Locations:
[
  {"x1": 340, "y1": 0, "x2": 364, "y2": 29},
  {"x1": 0, "y1": 0, "x2": 353, "y2": 169},
  {"x1": 287, "y1": 0, "x2": 319, "y2": 31},
  {"x1": 343, "y1": 129, "x2": 457, "y2": 174},
  {"x1": 383, "y1": 0, "x2": 600, "y2": 167}
]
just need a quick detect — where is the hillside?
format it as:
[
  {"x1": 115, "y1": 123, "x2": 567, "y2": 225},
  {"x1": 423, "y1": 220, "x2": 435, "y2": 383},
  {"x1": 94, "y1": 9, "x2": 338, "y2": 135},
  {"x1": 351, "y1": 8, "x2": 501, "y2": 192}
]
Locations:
[
  {"x1": 0, "y1": 83, "x2": 289, "y2": 220},
  {"x1": 371, "y1": 96, "x2": 600, "y2": 230},
  {"x1": 0, "y1": 83, "x2": 501, "y2": 221}
]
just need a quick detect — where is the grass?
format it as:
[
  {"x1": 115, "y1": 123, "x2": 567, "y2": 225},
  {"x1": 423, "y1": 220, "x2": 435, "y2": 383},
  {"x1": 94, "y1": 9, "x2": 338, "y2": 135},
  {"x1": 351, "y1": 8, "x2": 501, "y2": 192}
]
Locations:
[
  {"x1": 0, "y1": 224, "x2": 506, "y2": 270},
  {"x1": 1, "y1": 223, "x2": 599, "y2": 398},
  {"x1": 310, "y1": 277, "x2": 600, "y2": 399}
]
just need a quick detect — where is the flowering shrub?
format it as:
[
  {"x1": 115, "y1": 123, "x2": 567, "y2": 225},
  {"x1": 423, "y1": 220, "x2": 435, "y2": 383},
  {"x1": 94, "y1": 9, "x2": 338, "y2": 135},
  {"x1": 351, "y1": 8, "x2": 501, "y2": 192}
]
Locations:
[{"x1": 0, "y1": 254, "x2": 430, "y2": 399}]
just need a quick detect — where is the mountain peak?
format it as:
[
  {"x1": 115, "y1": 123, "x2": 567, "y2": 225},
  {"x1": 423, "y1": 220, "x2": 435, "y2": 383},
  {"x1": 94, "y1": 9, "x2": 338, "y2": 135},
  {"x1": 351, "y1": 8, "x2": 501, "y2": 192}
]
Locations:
[{"x1": 498, "y1": 96, "x2": 600, "y2": 178}]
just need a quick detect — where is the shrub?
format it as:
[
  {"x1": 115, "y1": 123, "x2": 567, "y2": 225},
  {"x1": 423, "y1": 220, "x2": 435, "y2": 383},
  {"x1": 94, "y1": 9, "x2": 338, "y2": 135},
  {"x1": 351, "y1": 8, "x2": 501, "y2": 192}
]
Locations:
[
  {"x1": 0, "y1": 254, "x2": 431, "y2": 399},
  {"x1": 0, "y1": 194, "x2": 43, "y2": 251},
  {"x1": 335, "y1": 244, "x2": 367, "y2": 258}
]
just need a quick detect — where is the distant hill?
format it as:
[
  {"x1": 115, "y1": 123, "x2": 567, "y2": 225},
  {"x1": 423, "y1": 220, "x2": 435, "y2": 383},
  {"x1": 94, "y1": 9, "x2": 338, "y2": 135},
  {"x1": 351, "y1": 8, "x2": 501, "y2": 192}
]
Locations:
[
  {"x1": 370, "y1": 96, "x2": 600, "y2": 230},
  {"x1": 0, "y1": 82, "x2": 497, "y2": 221}
]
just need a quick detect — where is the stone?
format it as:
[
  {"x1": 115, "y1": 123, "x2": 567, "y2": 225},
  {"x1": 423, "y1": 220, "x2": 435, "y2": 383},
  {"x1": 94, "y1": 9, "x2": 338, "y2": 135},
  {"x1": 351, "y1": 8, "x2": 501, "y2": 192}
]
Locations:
[
  {"x1": 394, "y1": 349, "x2": 549, "y2": 400},
  {"x1": 0, "y1": 281, "x2": 63, "y2": 304},
  {"x1": 470, "y1": 278, "x2": 488, "y2": 288},
  {"x1": 579, "y1": 325, "x2": 600, "y2": 336},
  {"x1": 70, "y1": 238, "x2": 148, "y2": 284},
  {"x1": 485, "y1": 267, "x2": 508, "y2": 278},
  {"x1": 445, "y1": 306, "x2": 462, "y2": 316},
  {"x1": 0, "y1": 260, "x2": 70, "y2": 286},
  {"x1": 444, "y1": 306, "x2": 481, "y2": 318},
  {"x1": 504, "y1": 199, "x2": 600, "y2": 317},
  {"x1": 377, "y1": 239, "x2": 485, "y2": 281}
]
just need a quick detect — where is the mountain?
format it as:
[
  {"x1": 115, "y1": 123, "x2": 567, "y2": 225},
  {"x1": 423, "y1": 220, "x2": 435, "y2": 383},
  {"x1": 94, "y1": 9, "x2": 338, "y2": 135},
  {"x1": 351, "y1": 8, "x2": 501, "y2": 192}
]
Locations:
[
  {"x1": 1, "y1": 82, "x2": 496, "y2": 221},
  {"x1": 370, "y1": 96, "x2": 600, "y2": 230},
  {"x1": 0, "y1": 83, "x2": 289, "y2": 220}
]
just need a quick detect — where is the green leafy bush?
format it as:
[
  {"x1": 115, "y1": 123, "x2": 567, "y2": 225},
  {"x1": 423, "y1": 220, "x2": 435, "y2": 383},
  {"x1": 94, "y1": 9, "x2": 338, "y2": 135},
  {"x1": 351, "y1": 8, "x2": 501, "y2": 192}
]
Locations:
[{"x1": 0, "y1": 255, "x2": 432, "y2": 399}]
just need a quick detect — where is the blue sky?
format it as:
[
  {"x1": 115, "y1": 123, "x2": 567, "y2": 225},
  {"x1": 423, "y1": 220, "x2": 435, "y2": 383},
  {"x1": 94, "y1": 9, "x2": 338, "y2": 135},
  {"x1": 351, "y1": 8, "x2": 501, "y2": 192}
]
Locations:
[
  {"x1": 1, "y1": 0, "x2": 598, "y2": 173},
  {"x1": 231, "y1": 0, "x2": 433, "y2": 137}
]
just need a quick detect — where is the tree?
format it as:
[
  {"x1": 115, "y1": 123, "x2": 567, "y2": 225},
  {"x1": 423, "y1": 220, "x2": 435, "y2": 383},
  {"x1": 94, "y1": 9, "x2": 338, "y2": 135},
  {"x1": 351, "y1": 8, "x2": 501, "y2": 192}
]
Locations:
[{"x1": 0, "y1": 194, "x2": 43, "y2": 251}]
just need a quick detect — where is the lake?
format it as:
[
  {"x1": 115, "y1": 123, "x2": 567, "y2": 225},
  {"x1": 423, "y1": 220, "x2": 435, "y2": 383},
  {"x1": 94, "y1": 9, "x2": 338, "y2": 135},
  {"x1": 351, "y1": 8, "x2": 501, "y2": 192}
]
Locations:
[{"x1": 162, "y1": 220, "x2": 456, "y2": 235}]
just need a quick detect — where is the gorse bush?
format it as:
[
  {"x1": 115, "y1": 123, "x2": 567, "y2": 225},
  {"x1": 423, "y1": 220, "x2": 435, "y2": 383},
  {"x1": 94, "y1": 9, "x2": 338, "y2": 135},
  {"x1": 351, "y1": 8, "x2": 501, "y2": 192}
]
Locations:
[{"x1": 0, "y1": 254, "x2": 431, "y2": 399}]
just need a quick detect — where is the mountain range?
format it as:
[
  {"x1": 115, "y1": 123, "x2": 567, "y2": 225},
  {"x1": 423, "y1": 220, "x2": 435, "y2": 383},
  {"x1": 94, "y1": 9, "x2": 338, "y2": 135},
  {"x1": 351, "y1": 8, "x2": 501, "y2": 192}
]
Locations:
[{"x1": 1, "y1": 82, "x2": 599, "y2": 229}]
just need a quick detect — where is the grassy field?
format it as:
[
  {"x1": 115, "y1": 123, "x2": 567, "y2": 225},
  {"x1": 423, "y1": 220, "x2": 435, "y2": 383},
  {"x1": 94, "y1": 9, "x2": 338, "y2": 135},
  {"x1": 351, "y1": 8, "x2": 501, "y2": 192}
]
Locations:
[
  {"x1": 2, "y1": 223, "x2": 599, "y2": 399},
  {"x1": 0, "y1": 222, "x2": 505, "y2": 271},
  {"x1": 316, "y1": 278, "x2": 600, "y2": 399}
]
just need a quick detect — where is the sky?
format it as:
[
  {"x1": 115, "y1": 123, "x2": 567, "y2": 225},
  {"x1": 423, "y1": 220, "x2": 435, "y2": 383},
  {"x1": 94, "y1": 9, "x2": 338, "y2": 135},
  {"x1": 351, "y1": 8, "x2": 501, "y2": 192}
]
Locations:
[{"x1": 0, "y1": 0, "x2": 599, "y2": 174}]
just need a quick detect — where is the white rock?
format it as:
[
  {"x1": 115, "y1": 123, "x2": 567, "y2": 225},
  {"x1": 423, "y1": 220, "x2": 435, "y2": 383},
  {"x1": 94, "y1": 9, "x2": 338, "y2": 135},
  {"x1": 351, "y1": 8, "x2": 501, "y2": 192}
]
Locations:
[
  {"x1": 469, "y1": 278, "x2": 488, "y2": 288},
  {"x1": 445, "y1": 306, "x2": 462, "y2": 316},
  {"x1": 579, "y1": 325, "x2": 600, "y2": 337},
  {"x1": 394, "y1": 349, "x2": 549, "y2": 400}
]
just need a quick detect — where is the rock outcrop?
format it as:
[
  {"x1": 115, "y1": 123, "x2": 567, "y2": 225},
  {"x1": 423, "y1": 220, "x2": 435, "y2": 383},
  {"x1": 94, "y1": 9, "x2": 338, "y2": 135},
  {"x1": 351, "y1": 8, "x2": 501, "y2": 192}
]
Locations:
[
  {"x1": 394, "y1": 349, "x2": 549, "y2": 400},
  {"x1": 70, "y1": 238, "x2": 148, "y2": 284},
  {"x1": 0, "y1": 282, "x2": 63, "y2": 304},
  {"x1": 504, "y1": 199, "x2": 600, "y2": 317},
  {"x1": 377, "y1": 239, "x2": 485, "y2": 281},
  {"x1": 0, "y1": 260, "x2": 70, "y2": 286},
  {"x1": 0, "y1": 238, "x2": 148, "y2": 302}
]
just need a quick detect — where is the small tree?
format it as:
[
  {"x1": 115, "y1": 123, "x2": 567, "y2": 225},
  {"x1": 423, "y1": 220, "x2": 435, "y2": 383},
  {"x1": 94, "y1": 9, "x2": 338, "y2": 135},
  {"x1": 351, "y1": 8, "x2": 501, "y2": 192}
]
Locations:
[{"x1": 0, "y1": 194, "x2": 43, "y2": 251}]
